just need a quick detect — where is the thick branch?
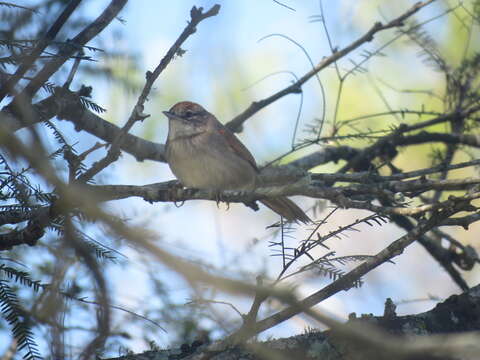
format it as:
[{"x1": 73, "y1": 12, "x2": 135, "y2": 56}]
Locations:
[
  {"x1": 337, "y1": 106, "x2": 480, "y2": 176},
  {"x1": 89, "y1": 179, "x2": 480, "y2": 218},
  {"x1": 1, "y1": 90, "x2": 167, "y2": 162},
  {"x1": 398, "y1": 132, "x2": 480, "y2": 148}
]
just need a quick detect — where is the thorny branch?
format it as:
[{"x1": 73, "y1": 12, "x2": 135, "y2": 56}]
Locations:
[
  {"x1": 0, "y1": 0, "x2": 82, "y2": 101},
  {"x1": 106, "y1": 284, "x2": 480, "y2": 360},
  {"x1": 228, "y1": 197, "x2": 470, "y2": 342},
  {"x1": 1, "y1": 0, "x2": 480, "y2": 358},
  {"x1": 225, "y1": 0, "x2": 436, "y2": 132},
  {"x1": 6, "y1": 0, "x2": 127, "y2": 106},
  {"x1": 76, "y1": 4, "x2": 221, "y2": 182}
]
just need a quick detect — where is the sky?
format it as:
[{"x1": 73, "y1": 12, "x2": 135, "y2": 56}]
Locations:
[{"x1": 3, "y1": 0, "x2": 478, "y2": 356}]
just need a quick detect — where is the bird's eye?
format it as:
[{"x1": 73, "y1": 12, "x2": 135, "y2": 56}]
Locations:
[{"x1": 185, "y1": 110, "x2": 194, "y2": 117}]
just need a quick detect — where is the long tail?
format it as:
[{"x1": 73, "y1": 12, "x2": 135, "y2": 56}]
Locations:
[{"x1": 260, "y1": 197, "x2": 310, "y2": 224}]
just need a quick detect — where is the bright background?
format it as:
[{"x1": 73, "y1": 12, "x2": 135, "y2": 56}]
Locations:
[{"x1": 3, "y1": 0, "x2": 480, "y2": 356}]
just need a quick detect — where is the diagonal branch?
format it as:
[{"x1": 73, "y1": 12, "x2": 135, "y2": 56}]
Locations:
[
  {"x1": 1, "y1": 89, "x2": 167, "y2": 162},
  {"x1": 225, "y1": 0, "x2": 436, "y2": 132},
  {"x1": 0, "y1": 0, "x2": 83, "y2": 101},
  {"x1": 12, "y1": 0, "x2": 127, "y2": 101},
  {"x1": 77, "y1": 4, "x2": 221, "y2": 182},
  {"x1": 229, "y1": 199, "x2": 467, "y2": 342}
]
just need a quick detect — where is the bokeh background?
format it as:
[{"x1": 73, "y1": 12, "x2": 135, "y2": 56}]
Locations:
[{"x1": 2, "y1": 0, "x2": 479, "y2": 357}]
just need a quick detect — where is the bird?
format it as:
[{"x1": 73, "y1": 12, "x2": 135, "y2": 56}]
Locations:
[{"x1": 163, "y1": 101, "x2": 310, "y2": 224}]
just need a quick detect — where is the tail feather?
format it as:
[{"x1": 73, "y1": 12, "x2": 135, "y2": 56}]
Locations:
[{"x1": 260, "y1": 197, "x2": 311, "y2": 224}]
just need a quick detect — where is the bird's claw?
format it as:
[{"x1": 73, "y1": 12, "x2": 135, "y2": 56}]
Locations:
[
  {"x1": 165, "y1": 181, "x2": 197, "y2": 207},
  {"x1": 164, "y1": 181, "x2": 184, "y2": 202},
  {"x1": 213, "y1": 191, "x2": 230, "y2": 210}
]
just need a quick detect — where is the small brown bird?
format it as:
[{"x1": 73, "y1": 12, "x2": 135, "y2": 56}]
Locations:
[{"x1": 164, "y1": 101, "x2": 310, "y2": 223}]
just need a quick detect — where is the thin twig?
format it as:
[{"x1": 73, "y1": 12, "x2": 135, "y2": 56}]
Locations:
[
  {"x1": 229, "y1": 199, "x2": 468, "y2": 341},
  {"x1": 77, "y1": 4, "x2": 221, "y2": 182},
  {"x1": 0, "y1": 0, "x2": 83, "y2": 101},
  {"x1": 226, "y1": 0, "x2": 436, "y2": 132},
  {"x1": 13, "y1": 0, "x2": 127, "y2": 101}
]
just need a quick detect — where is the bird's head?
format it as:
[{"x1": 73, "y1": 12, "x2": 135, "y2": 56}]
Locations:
[{"x1": 164, "y1": 101, "x2": 214, "y2": 140}]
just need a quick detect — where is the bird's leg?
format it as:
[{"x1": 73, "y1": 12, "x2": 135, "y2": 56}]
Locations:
[
  {"x1": 208, "y1": 190, "x2": 233, "y2": 210},
  {"x1": 209, "y1": 190, "x2": 226, "y2": 209}
]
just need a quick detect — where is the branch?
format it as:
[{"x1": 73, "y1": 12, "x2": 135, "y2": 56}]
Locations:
[
  {"x1": 0, "y1": 0, "x2": 82, "y2": 101},
  {"x1": 398, "y1": 131, "x2": 480, "y2": 148},
  {"x1": 0, "y1": 219, "x2": 46, "y2": 250},
  {"x1": 106, "y1": 283, "x2": 480, "y2": 360},
  {"x1": 281, "y1": 145, "x2": 360, "y2": 171},
  {"x1": 77, "y1": 4, "x2": 221, "y2": 181},
  {"x1": 311, "y1": 158, "x2": 480, "y2": 183},
  {"x1": 0, "y1": 207, "x2": 46, "y2": 226},
  {"x1": 3, "y1": 94, "x2": 60, "y2": 132},
  {"x1": 336, "y1": 105, "x2": 480, "y2": 176},
  {"x1": 225, "y1": 0, "x2": 436, "y2": 132},
  {"x1": 89, "y1": 179, "x2": 480, "y2": 218},
  {"x1": 2, "y1": 88, "x2": 167, "y2": 162},
  {"x1": 441, "y1": 213, "x2": 480, "y2": 229},
  {"x1": 230, "y1": 198, "x2": 469, "y2": 342},
  {"x1": 12, "y1": 0, "x2": 127, "y2": 100}
]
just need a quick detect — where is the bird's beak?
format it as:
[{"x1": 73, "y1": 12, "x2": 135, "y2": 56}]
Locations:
[{"x1": 163, "y1": 111, "x2": 183, "y2": 121}]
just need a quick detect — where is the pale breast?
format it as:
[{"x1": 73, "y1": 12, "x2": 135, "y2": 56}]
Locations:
[{"x1": 166, "y1": 136, "x2": 256, "y2": 191}]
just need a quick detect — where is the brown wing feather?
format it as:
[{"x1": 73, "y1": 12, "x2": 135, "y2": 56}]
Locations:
[
  {"x1": 215, "y1": 124, "x2": 258, "y2": 172},
  {"x1": 211, "y1": 119, "x2": 310, "y2": 223}
]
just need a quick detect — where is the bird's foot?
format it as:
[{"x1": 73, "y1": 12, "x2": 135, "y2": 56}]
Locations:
[
  {"x1": 164, "y1": 181, "x2": 197, "y2": 207},
  {"x1": 210, "y1": 190, "x2": 229, "y2": 210}
]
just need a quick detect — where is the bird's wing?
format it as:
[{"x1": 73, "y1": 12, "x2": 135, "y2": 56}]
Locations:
[{"x1": 216, "y1": 125, "x2": 259, "y2": 172}]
